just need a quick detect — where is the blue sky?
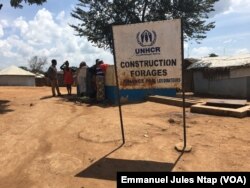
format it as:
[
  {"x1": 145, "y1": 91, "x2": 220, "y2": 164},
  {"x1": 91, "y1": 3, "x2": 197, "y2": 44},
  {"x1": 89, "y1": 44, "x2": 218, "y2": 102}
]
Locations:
[{"x1": 0, "y1": 0, "x2": 250, "y2": 69}]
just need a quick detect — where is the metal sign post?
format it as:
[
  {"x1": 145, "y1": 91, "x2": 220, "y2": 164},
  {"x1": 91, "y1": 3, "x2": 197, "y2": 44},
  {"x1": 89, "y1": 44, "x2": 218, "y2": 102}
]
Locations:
[
  {"x1": 112, "y1": 28, "x2": 125, "y2": 144},
  {"x1": 181, "y1": 19, "x2": 187, "y2": 149},
  {"x1": 175, "y1": 19, "x2": 192, "y2": 152}
]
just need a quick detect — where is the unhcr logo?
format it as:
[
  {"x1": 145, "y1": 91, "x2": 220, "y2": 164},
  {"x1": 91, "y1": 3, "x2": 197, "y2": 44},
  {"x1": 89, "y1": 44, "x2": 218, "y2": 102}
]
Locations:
[
  {"x1": 135, "y1": 30, "x2": 160, "y2": 56},
  {"x1": 136, "y1": 30, "x2": 156, "y2": 47}
]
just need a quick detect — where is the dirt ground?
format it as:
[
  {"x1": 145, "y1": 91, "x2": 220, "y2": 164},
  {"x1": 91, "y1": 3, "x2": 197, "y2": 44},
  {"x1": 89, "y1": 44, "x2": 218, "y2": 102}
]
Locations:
[{"x1": 0, "y1": 86, "x2": 250, "y2": 188}]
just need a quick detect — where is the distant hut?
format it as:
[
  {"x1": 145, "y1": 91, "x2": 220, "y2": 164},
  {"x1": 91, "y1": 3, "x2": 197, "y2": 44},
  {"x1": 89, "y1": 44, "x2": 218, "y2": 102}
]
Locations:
[
  {"x1": 183, "y1": 58, "x2": 199, "y2": 92},
  {"x1": 0, "y1": 65, "x2": 35, "y2": 86},
  {"x1": 57, "y1": 70, "x2": 64, "y2": 87},
  {"x1": 187, "y1": 54, "x2": 250, "y2": 99},
  {"x1": 35, "y1": 73, "x2": 47, "y2": 86}
]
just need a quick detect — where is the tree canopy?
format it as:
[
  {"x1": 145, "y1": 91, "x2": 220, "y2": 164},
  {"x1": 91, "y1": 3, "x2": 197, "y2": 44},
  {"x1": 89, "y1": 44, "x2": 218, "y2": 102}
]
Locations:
[
  {"x1": 10, "y1": 0, "x2": 46, "y2": 8},
  {"x1": 28, "y1": 56, "x2": 48, "y2": 73},
  {"x1": 209, "y1": 53, "x2": 219, "y2": 57},
  {"x1": 71, "y1": 0, "x2": 219, "y2": 51}
]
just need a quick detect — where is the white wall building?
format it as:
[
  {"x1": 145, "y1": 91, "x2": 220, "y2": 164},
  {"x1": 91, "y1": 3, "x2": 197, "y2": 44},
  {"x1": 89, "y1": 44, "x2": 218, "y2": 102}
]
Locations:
[
  {"x1": 188, "y1": 54, "x2": 250, "y2": 99},
  {"x1": 0, "y1": 66, "x2": 36, "y2": 86}
]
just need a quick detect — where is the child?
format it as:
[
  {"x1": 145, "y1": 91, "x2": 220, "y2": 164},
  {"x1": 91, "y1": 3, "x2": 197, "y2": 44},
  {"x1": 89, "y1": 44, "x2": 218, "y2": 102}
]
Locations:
[{"x1": 60, "y1": 61, "x2": 74, "y2": 95}]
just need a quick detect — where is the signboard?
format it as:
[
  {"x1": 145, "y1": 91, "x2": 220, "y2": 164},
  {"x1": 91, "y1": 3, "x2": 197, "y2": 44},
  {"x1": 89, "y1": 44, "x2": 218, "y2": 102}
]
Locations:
[{"x1": 112, "y1": 19, "x2": 182, "y2": 89}]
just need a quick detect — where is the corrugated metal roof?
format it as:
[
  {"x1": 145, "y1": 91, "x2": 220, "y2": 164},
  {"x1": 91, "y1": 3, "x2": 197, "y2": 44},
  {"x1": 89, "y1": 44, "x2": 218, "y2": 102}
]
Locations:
[
  {"x1": 187, "y1": 54, "x2": 250, "y2": 70},
  {"x1": 35, "y1": 73, "x2": 45, "y2": 78},
  {"x1": 0, "y1": 65, "x2": 35, "y2": 76}
]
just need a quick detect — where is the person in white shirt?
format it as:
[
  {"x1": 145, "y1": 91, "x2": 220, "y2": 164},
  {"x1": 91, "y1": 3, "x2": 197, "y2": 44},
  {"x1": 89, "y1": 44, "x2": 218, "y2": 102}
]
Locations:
[{"x1": 76, "y1": 62, "x2": 87, "y2": 97}]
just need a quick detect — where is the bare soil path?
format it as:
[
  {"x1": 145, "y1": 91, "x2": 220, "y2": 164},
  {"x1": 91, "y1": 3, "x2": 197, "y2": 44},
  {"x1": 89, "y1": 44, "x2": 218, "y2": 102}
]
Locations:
[{"x1": 0, "y1": 87, "x2": 249, "y2": 188}]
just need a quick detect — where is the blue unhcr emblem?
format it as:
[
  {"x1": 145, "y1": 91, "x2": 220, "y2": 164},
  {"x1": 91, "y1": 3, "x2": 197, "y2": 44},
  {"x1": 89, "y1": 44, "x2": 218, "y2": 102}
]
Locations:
[{"x1": 137, "y1": 30, "x2": 157, "y2": 47}]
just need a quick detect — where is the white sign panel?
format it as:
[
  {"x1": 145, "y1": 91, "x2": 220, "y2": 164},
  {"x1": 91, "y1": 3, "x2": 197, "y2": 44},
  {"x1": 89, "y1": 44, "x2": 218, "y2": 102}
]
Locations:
[{"x1": 112, "y1": 19, "x2": 182, "y2": 89}]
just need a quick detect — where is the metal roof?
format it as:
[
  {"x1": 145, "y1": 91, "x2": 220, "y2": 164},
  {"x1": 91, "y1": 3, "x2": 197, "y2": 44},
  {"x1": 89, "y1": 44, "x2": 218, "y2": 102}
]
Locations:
[
  {"x1": 187, "y1": 54, "x2": 250, "y2": 70},
  {"x1": 0, "y1": 65, "x2": 35, "y2": 76},
  {"x1": 35, "y1": 73, "x2": 45, "y2": 78}
]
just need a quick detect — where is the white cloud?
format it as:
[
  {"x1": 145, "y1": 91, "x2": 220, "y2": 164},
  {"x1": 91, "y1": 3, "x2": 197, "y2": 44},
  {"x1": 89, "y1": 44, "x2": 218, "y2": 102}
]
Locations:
[
  {"x1": 184, "y1": 42, "x2": 188, "y2": 50},
  {"x1": 223, "y1": 39, "x2": 233, "y2": 44},
  {"x1": 234, "y1": 48, "x2": 249, "y2": 55},
  {"x1": 214, "y1": 0, "x2": 250, "y2": 15},
  {"x1": 25, "y1": 8, "x2": 60, "y2": 45},
  {"x1": 0, "y1": 20, "x2": 9, "y2": 27},
  {"x1": 228, "y1": 0, "x2": 250, "y2": 13},
  {"x1": 0, "y1": 20, "x2": 9, "y2": 38},
  {"x1": 0, "y1": 8, "x2": 113, "y2": 69},
  {"x1": 14, "y1": 17, "x2": 29, "y2": 34},
  {"x1": 0, "y1": 26, "x2": 4, "y2": 38},
  {"x1": 190, "y1": 47, "x2": 214, "y2": 58},
  {"x1": 0, "y1": 35, "x2": 34, "y2": 62},
  {"x1": 56, "y1": 11, "x2": 66, "y2": 22},
  {"x1": 213, "y1": 0, "x2": 232, "y2": 15},
  {"x1": 0, "y1": 39, "x2": 13, "y2": 57}
]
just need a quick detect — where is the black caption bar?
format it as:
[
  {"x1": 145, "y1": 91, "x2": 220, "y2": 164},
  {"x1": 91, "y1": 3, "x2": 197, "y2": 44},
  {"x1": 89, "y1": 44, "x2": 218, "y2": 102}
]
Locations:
[{"x1": 117, "y1": 172, "x2": 250, "y2": 188}]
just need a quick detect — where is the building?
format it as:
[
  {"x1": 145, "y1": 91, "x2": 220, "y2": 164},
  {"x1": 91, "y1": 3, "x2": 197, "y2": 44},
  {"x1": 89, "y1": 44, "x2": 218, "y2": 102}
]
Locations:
[
  {"x1": 187, "y1": 54, "x2": 250, "y2": 99},
  {"x1": 183, "y1": 58, "x2": 199, "y2": 92},
  {"x1": 35, "y1": 73, "x2": 47, "y2": 86},
  {"x1": 0, "y1": 65, "x2": 36, "y2": 86}
]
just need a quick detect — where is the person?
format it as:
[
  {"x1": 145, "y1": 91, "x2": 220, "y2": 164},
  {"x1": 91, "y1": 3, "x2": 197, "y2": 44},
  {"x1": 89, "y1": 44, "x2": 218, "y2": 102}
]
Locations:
[
  {"x1": 87, "y1": 59, "x2": 99, "y2": 99},
  {"x1": 76, "y1": 61, "x2": 87, "y2": 97},
  {"x1": 47, "y1": 59, "x2": 61, "y2": 97},
  {"x1": 95, "y1": 60, "x2": 108, "y2": 102},
  {"x1": 60, "y1": 60, "x2": 74, "y2": 95}
]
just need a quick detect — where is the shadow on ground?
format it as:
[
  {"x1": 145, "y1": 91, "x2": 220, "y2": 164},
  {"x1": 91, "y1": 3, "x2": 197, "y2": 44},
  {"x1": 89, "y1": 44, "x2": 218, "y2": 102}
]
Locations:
[
  {"x1": 40, "y1": 95, "x2": 55, "y2": 100},
  {"x1": 75, "y1": 144, "x2": 184, "y2": 181},
  {"x1": 48, "y1": 94, "x2": 148, "y2": 108},
  {"x1": 54, "y1": 94, "x2": 115, "y2": 108},
  {"x1": 75, "y1": 158, "x2": 174, "y2": 181},
  {"x1": 0, "y1": 100, "x2": 14, "y2": 114}
]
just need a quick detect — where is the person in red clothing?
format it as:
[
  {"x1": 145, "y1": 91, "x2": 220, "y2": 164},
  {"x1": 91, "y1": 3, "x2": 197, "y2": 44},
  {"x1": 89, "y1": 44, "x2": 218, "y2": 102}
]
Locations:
[
  {"x1": 100, "y1": 61, "x2": 108, "y2": 73},
  {"x1": 60, "y1": 61, "x2": 74, "y2": 95}
]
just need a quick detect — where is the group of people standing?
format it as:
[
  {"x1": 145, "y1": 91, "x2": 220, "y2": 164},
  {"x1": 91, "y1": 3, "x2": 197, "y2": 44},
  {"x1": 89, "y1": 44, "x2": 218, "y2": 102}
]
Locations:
[{"x1": 47, "y1": 59, "x2": 108, "y2": 103}]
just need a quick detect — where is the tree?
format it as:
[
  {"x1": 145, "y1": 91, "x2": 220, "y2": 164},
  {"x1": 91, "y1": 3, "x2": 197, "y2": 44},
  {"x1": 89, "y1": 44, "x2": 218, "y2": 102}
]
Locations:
[
  {"x1": 209, "y1": 53, "x2": 218, "y2": 57},
  {"x1": 9, "y1": 0, "x2": 46, "y2": 8},
  {"x1": 19, "y1": 66, "x2": 29, "y2": 71},
  {"x1": 28, "y1": 56, "x2": 48, "y2": 73},
  {"x1": 71, "y1": 0, "x2": 219, "y2": 51}
]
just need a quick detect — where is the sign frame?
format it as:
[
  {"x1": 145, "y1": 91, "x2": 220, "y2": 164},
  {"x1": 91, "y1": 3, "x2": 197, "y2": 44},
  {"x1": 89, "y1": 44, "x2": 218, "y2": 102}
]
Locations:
[
  {"x1": 112, "y1": 19, "x2": 182, "y2": 90},
  {"x1": 112, "y1": 19, "x2": 187, "y2": 151}
]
